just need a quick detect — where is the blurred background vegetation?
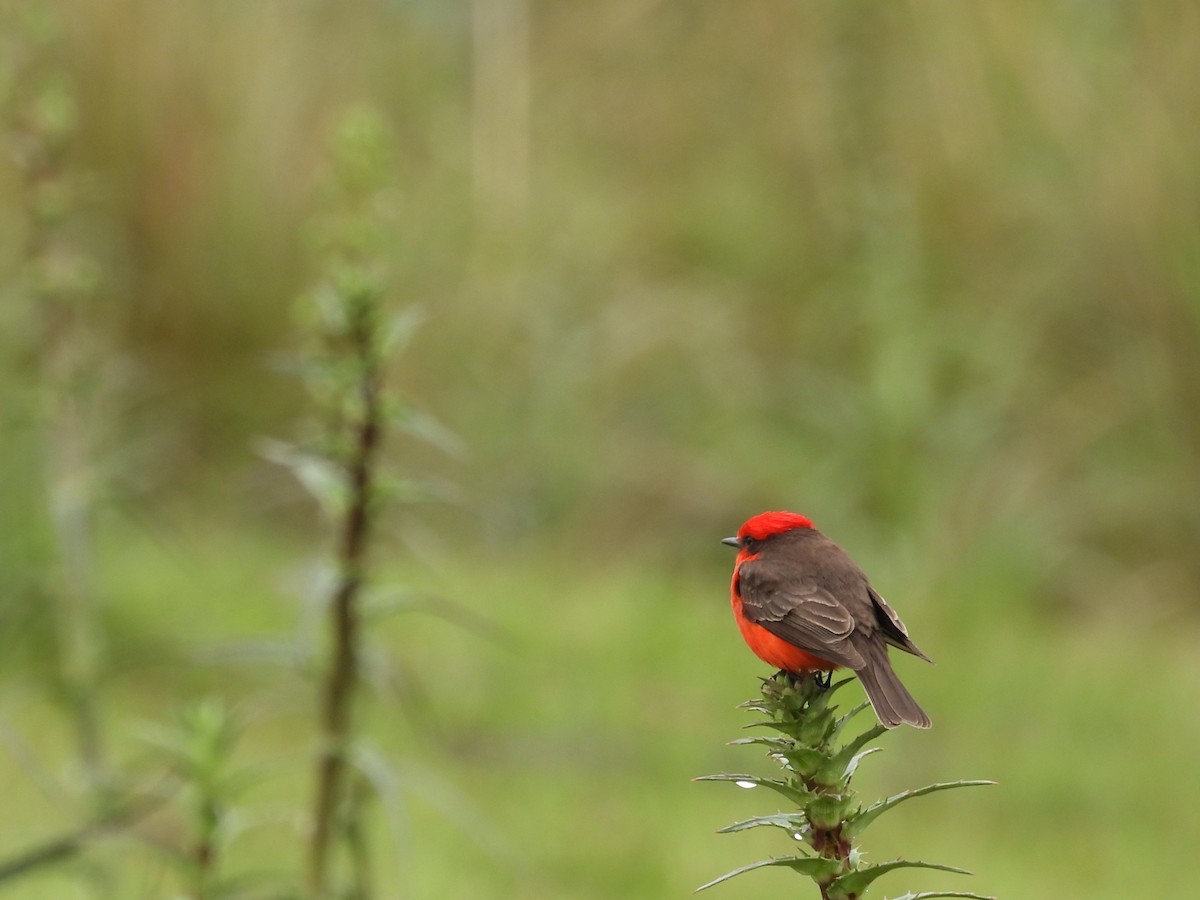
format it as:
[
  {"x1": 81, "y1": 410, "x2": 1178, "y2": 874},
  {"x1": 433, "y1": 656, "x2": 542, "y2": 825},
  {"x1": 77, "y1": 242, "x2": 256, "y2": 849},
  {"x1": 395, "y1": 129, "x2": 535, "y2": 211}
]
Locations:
[{"x1": 2, "y1": 1, "x2": 1199, "y2": 897}]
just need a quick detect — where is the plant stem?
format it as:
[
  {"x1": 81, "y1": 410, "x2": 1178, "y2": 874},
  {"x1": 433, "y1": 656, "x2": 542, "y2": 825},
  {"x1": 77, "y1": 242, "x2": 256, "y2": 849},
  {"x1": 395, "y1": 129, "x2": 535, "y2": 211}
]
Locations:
[
  {"x1": 308, "y1": 300, "x2": 383, "y2": 896},
  {"x1": 9, "y1": 6, "x2": 108, "y2": 795},
  {"x1": 43, "y1": 307, "x2": 106, "y2": 793},
  {"x1": 0, "y1": 785, "x2": 170, "y2": 883}
]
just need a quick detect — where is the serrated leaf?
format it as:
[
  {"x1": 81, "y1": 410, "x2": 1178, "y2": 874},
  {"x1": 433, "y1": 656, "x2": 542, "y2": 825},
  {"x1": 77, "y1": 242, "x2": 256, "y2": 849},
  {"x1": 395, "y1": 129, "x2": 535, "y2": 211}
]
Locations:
[
  {"x1": 742, "y1": 719, "x2": 803, "y2": 735},
  {"x1": 737, "y1": 699, "x2": 775, "y2": 714},
  {"x1": 828, "y1": 859, "x2": 973, "y2": 898},
  {"x1": 692, "y1": 774, "x2": 813, "y2": 807},
  {"x1": 836, "y1": 722, "x2": 889, "y2": 762},
  {"x1": 726, "y1": 735, "x2": 826, "y2": 775},
  {"x1": 845, "y1": 781, "x2": 996, "y2": 838},
  {"x1": 727, "y1": 736, "x2": 794, "y2": 750},
  {"x1": 715, "y1": 813, "x2": 811, "y2": 837},
  {"x1": 842, "y1": 746, "x2": 884, "y2": 779},
  {"x1": 695, "y1": 856, "x2": 841, "y2": 892},
  {"x1": 830, "y1": 699, "x2": 872, "y2": 741},
  {"x1": 817, "y1": 723, "x2": 887, "y2": 785}
]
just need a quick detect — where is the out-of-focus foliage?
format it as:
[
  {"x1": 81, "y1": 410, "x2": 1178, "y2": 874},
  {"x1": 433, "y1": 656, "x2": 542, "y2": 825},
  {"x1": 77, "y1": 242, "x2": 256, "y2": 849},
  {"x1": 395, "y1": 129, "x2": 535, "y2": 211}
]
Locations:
[
  {"x1": 2, "y1": 1, "x2": 1196, "y2": 587},
  {"x1": 1, "y1": 2, "x2": 1199, "y2": 898}
]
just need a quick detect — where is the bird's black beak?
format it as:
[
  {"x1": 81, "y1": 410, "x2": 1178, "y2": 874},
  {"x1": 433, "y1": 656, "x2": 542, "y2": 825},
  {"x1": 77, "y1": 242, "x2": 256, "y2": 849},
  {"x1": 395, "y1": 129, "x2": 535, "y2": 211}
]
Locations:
[{"x1": 721, "y1": 536, "x2": 740, "y2": 548}]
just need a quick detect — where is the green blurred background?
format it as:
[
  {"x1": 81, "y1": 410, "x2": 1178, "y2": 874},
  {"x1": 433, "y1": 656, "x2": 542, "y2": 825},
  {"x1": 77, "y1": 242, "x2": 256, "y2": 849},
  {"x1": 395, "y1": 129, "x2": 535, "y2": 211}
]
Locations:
[{"x1": 3, "y1": 1, "x2": 1200, "y2": 897}]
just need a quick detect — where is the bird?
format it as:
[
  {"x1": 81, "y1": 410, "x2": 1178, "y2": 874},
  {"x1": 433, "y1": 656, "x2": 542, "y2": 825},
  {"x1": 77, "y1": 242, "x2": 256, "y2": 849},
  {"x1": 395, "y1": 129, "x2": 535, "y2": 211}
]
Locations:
[{"x1": 723, "y1": 510, "x2": 932, "y2": 728}]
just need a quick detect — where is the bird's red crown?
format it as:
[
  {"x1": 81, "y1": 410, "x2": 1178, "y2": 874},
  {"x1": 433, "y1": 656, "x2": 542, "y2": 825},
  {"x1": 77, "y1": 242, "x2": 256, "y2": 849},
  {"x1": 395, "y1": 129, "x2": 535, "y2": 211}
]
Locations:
[{"x1": 738, "y1": 510, "x2": 815, "y2": 541}]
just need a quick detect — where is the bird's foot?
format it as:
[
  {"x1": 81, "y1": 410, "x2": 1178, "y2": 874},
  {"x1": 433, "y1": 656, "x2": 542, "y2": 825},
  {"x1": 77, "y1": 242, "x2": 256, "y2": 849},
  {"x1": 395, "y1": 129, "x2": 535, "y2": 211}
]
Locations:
[{"x1": 773, "y1": 668, "x2": 831, "y2": 693}]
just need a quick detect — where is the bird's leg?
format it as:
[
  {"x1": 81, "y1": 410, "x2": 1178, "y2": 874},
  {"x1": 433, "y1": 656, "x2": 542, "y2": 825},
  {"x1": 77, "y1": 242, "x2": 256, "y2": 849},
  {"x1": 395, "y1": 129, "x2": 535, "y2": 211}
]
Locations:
[{"x1": 813, "y1": 669, "x2": 832, "y2": 691}]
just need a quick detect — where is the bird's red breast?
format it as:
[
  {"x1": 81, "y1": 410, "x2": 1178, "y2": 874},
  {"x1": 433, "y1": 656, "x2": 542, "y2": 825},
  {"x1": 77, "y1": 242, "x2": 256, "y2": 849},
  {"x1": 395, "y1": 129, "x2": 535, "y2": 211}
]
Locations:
[
  {"x1": 729, "y1": 510, "x2": 832, "y2": 671},
  {"x1": 730, "y1": 566, "x2": 838, "y2": 672}
]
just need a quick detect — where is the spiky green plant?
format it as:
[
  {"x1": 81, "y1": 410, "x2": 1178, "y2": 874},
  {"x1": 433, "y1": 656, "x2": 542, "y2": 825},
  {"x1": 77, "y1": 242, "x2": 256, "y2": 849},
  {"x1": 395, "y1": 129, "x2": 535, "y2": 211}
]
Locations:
[
  {"x1": 697, "y1": 673, "x2": 993, "y2": 899},
  {"x1": 139, "y1": 698, "x2": 247, "y2": 899}
]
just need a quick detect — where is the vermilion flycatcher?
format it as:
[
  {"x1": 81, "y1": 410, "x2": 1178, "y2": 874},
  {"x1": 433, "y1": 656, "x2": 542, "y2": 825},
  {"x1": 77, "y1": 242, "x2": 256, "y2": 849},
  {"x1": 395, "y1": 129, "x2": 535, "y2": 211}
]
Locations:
[{"x1": 724, "y1": 511, "x2": 931, "y2": 729}]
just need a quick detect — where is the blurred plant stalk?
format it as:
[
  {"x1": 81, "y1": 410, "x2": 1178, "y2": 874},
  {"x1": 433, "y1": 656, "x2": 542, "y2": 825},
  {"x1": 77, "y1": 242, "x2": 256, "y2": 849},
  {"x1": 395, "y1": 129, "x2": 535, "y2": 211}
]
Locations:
[
  {"x1": 307, "y1": 280, "x2": 384, "y2": 897},
  {"x1": 290, "y1": 106, "x2": 401, "y2": 899},
  {"x1": 5, "y1": 2, "x2": 109, "y2": 795}
]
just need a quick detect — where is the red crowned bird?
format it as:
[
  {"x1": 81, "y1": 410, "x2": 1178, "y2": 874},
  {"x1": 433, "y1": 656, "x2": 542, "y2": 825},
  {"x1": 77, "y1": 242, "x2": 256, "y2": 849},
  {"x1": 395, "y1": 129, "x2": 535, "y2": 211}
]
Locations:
[{"x1": 723, "y1": 511, "x2": 931, "y2": 728}]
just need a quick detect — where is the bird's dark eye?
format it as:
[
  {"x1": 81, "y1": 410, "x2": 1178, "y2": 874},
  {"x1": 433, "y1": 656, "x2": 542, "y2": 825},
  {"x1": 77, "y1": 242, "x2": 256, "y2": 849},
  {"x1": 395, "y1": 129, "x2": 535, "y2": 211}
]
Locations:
[{"x1": 742, "y1": 536, "x2": 756, "y2": 550}]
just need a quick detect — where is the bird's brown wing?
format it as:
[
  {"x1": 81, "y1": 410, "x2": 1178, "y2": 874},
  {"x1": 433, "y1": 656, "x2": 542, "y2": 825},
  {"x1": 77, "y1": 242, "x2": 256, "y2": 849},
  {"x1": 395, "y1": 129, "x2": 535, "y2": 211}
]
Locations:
[
  {"x1": 736, "y1": 557, "x2": 867, "y2": 670},
  {"x1": 867, "y1": 587, "x2": 933, "y2": 662}
]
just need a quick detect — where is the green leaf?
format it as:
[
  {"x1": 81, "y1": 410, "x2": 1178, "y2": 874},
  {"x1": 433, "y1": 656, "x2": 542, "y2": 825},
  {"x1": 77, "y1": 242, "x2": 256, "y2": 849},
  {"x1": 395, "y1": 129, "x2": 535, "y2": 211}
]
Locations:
[
  {"x1": 742, "y1": 719, "x2": 805, "y2": 736},
  {"x1": 695, "y1": 856, "x2": 841, "y2": 892},
  {"x1": 798, "y1": 706, "x2": 838, "y2": 744},
  {"x1": 726, "y1": 736, "x2": 827, "y2": 777},
  {"x1": 736, "y1": 699, "x2": 775, "y2": 714},
  {"x1": 838, "y1": 721, "x2": 889, "y2": 760},
  {"x1": 830, "y1": 699, "x2": 872, "y2": 742},
  {"x1": 390, "y1": 405, "x2": 466, "y2": 459},
  {"x1": 257, "y1": 439, "x2": 346, "y2": 515},
  {"x1": 726, "y1": 736, "x2": 794, "y2": 750},
  {"x1": 692, "y1": 774, "x2": 814, "y2": 807},
  {"x1": 845, "y1": 781, "x2": 996, "y2": 838},
  {"x1": 329, "y1": 104, "x2": 396, "y2": 197},
  {"x1": 734, "y1": 696, "x2": 772, "y2": 710},
  {"x1": 842, "y1": 746, "x2": 884, "y2": 779},
  {"x1": 828, "y1": 859, "x2": 974, "y2": 898},
  {"x1": 816, "y1": 723, "x2": 887, "y2": 786},
  {"x1": 378, "y1": 306, "x2": 425, "y2": 357},
  {"x1": 782, "y1": 746, "x2": 831, "y2": 777},
  {"x1": 715, "y1": 813, "x2": 811, "y2": 838}
]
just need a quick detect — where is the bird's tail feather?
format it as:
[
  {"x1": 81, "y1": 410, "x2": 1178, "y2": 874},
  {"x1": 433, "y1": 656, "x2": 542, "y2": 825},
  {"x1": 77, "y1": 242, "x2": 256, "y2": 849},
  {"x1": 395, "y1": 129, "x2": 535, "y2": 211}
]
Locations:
[{"x1": 856, "y1": 647, "x2": 931, "y2": 729}]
